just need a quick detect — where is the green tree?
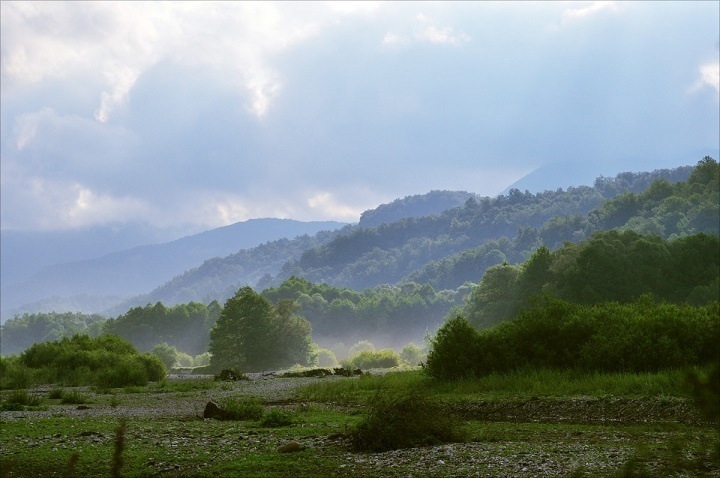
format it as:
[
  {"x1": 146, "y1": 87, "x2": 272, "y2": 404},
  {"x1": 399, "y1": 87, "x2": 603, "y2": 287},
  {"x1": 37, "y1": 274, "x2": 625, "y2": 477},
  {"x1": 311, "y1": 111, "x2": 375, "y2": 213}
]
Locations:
[
  {"x1": 151, "y1": 342, "x2": 179, "y2": 369},
  {"x1": 463, "y1": 262, "x2": 521, "y2": 329},
  {"x1": 399, "y1": 342, "x2": 425, "y2": 366},
  {"x1": 209, "y1": 287, "x2": 313, "y2": 372}
]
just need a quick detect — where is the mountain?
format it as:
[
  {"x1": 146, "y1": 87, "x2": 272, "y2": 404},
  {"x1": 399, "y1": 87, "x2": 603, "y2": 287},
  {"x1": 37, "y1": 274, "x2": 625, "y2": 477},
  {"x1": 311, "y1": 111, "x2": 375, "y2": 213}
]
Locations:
[
  {"x1": 500, "y1": 152, "x2": 715, "y2": 196},
  {"x1": 3, "y1": 159, "x2": 716, "y2": 356},
  {"x1": 123, "y1": 161, "x2": 702, "y2": 309},
  {"x1": 0, "y1": 219, "x2": 346, "y2": 322},
  {"x1": 0, "y1": 223, "x2": 187, "y2": 286},
  {"x1": 358, "y1": 191, "x2": 475, "y2": 228}
]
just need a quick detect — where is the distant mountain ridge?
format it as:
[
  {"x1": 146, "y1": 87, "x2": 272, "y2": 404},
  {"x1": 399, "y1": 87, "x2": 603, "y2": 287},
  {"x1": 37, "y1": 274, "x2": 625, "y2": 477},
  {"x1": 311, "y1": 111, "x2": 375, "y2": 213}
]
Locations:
[
  {"x1": 117, "y1": 161, "x2": 701, "y2": 310},
  {"x1": 358, "y1": 191, "x2": 475, "y2": 228},
  {"x1": 3, "y1": 159, "x2": 710, "y2": 321},
  {"x1": 0, "y1": 219, "x2": 346, "y2": 321}
]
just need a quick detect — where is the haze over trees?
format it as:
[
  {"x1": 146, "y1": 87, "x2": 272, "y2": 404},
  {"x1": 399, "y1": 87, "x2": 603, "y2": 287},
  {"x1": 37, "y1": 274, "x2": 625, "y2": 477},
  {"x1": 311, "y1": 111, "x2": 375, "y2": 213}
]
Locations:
[
  {"x1": 0, "y1": 312, "x2": 106, "y2": 356},
  {"x1": 1, "y1": 219, "x2": 348, "y2": 318},
  {"x1": 103, "y1": 301, "x2": 222, "y2": 357},
  {"x1": 0, "y1": 158, "x2": 717, "y2": 362}
]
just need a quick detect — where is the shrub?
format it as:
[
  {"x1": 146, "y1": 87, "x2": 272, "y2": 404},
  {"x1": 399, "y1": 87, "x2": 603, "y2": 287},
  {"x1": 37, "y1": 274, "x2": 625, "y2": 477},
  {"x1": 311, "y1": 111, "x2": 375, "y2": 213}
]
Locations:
[
  {"x1": 176, "y1": 352, "x2": 194, "y2": 368},
  {"x1": 348, "y1": 340, "x2": 375, "y2": 357},
  {"x1": 60, "y1": 390, "x2": 91, "y2": 405},
  {"x1": 151, "y1": 343, "x2": 179, "y2": 369},
  {"x1": 218, "y1": 397, "x2": 264, "y2": 421},
  {"x1": 194, "y1": 352, "x2": 212, "y2": 367},
  {"x1": 259, "y1": 408, "x2": 293, "y2": 427},
  {"x1": 4, "y1": 389, "x2": 43, "y2": 407},
  {"x1": 345, "y1": 349, "x2": 400, "y2": 370},
  {"x1": 315, "y1": 348, "x2": 339, "y2": 368},
  {"x1": 140, "y1": 353, "x2": 167, "y2": 382},
  {"x1": 9, "y1": 334, "x2": 166, "y2": 388},
  {"x1": 0, "y1": 356, "x2": 35, "y2": 390},
  {"x1": 351, "y1": 391, "x2": 464, "y2": 452},
  {"x1": 425, "y1": 316, "x2": 481, "y2": 380},
  {"x1": 426, "y1": 298, "x2": 720, "y2": 380},
  {"x1": 48, "y1": 388, "x2": 64, "y2": 399},
  {"x1": 399, "y1": 343, "x2": 425, "y2": 366}
]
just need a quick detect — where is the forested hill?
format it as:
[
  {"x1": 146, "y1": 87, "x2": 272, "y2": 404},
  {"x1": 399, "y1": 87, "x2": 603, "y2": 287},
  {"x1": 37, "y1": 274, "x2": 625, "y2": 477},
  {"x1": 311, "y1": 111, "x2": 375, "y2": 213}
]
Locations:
[
  {"x1": 273, "y1": 161, "x2": 708, "y2": 290},
  {"x1": 358, "y1": 190, "x2": 476, "y2": 228},
  {"x1": 127, "y1": 160, "x2": 708, "y2": 308},
  {"x1": 104, "y1": 229, "x2": 349, "y2": 317}
]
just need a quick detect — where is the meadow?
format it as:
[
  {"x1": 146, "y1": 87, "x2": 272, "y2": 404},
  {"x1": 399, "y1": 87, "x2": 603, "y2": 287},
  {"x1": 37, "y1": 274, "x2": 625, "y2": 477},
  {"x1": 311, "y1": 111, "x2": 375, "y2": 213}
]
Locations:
[{"x1": 1, "y1": 368, "x2": 717, "y2": 477}]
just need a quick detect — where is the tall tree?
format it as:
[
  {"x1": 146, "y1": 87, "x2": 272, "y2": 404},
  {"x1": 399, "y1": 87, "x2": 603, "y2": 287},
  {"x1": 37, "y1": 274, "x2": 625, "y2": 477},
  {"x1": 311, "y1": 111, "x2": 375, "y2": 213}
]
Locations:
[{"x1": 209, "y1": 287, "x2": 312, "y2": 372}]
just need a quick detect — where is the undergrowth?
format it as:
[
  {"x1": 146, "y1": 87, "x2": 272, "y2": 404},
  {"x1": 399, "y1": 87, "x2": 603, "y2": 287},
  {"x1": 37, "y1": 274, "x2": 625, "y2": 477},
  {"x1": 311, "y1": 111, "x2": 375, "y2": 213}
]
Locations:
[
  {"x1": 351, "y1": 390, "x2": 465, "y2": 452},
  {"x1": 295, "y1": 368, "x2": 694, "y2": 405}
]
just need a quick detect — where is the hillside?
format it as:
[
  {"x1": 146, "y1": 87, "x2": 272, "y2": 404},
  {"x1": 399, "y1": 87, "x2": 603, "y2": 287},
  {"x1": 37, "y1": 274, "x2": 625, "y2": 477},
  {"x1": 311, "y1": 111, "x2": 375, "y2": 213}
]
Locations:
[
  {"x1": 273, "y1": 163, "x2": 705, "y2": 291},
  {"x1": 1, "y1": 219, "x2": 346, "y2": 321},
  {"x1": 127, "y1": 161, "x2": 702, "y2": 308},
  {"x1": 2, "y1": 159, "x2": 716, "y2": 357}
]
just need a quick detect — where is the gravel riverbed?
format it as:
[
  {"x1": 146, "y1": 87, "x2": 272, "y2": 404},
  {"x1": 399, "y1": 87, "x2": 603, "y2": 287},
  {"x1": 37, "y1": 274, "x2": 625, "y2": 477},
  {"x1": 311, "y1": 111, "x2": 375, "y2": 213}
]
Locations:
[{"x1": 2, "y1": 373, "x2": 718, "y2": 477}]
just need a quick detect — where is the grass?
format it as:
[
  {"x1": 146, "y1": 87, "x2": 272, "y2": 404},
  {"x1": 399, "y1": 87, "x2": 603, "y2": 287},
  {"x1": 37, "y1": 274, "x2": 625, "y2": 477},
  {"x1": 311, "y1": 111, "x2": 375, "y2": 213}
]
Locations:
[
  {"x1": 5, "y1": 389, "x2": 44, "y2": 406},
  {"x1": 217, "y1": 396, "x2": 265, "y2": 420},
  {"x1": 295, "y1": 368, "x2": 696, "y2": 405},
  {"x1": 60, "y1": 389, "x2": 91, "y2": 404},
  {"x1": 0, "y1": 370, "x2": 717, "y2": 477},
  {"x1": 259, "y1": 408, "x2": 294, "y2": 427}
]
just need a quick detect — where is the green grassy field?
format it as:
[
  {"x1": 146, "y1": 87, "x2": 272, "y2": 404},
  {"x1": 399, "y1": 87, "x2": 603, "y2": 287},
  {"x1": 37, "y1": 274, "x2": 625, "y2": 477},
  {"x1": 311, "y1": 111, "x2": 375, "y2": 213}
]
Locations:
[{"x1": 1, "y1": 369, "x2": 717, "y2": 477}]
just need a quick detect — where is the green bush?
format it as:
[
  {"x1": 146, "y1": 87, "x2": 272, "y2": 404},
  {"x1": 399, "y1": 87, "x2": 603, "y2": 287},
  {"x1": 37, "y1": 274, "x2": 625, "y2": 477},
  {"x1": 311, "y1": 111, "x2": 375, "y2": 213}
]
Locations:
[
  {"x1": 351, "y1": 391, "x2": 464, "y2": 451},
  {"x1": 0, "y1": 356, "x2": 35, "y2": 390},
  {"x1": 259, "y1": 408, "x2": 293, "y2": 427},
  {"x1": 425, "y1": 316, "x2": 481, "y2": 380},
  {"x1": 399, "y1": 343, "x2": 425, "y2": 366},
  {"x1": 176, "y1": 352, "x2": 194, "y2": 367},
  {"x1": 194, "y1": 352, "x2": 212, "y2": 367},
  {"x1": 4, "y1": 389, "x2": 43, "y2": 407},
  {"x1": 151, "y1": 343, "x2": 179, "y2": 369},
  {"x1": 345, "y1": 349, "x2": 400, "y2": 370},
  {"x1": 218, "y1": 397, "x2": 264, "y2": 421},
  {"x1": 348, "y1": 340, "x2": 375, "y2": 357},
  {"x1": 315, "y1": 348, "x2": 339, "y2": 368},
  {"x1": 5, "y1": 334, "x2": 166, "y2": 388},
  {"x1": 426, "y1": 298, "x2": 720, "y2": 380},
  {"x1": 60, "y1": 390, "x2": 91, "y2": 405},
  {"x1": 47, "y1": 388, "x2": 64, "y2": 399}
]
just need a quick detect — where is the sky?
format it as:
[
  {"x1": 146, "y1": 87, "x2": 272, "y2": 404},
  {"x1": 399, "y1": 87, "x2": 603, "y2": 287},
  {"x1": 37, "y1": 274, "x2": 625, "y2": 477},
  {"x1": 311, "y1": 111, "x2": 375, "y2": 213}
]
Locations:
[{"x1": 1, "y1": 1, "x2": 718, "y2": 235}]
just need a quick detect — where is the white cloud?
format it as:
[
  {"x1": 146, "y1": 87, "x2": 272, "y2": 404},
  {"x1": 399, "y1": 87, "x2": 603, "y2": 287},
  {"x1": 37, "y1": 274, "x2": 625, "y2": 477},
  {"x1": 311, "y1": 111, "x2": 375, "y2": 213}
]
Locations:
[
  {"x1": 0, "y1": 174, "x2": 149, "y2": 230},
  {"x1": 690, "y1": 63, "x2": 720, "y2": 98},
  {"x1": 13, "y1": 107, "x2": 50, "y2": 150},
  {"x1": 414, "y1": 12, "x2": 470, "y2": 45},
  {"x1": 383, "y1": 12, "x2": 470, "y2": 47},
  {"x1": 416, "y1": 24, "x2": 470, "y2": 46},
  {"x1": 307, "y1": 192, "x2": 364, "y2": 222},
  {"x1": 383, "y1": 32, "x2": 406, "y2": 46},
  {"x1": 562, "y1": 1, "x2": 618, "y2": 22},
  {"x1": 1, "y1": 2, "x2": 324, "y2": 122}
]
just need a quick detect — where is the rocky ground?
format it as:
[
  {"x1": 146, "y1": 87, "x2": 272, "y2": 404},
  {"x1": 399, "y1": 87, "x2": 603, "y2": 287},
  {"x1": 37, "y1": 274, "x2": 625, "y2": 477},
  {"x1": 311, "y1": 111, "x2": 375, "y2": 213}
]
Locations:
[{"x1": 2, "y1": 373, "x2": 718, "y2": 477}]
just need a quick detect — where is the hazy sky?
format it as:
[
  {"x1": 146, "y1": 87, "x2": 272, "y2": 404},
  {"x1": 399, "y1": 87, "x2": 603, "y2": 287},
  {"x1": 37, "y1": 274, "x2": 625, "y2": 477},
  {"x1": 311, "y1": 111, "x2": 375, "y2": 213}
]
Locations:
[{"x1": 1, "y1": 1, "x2": 718, "y2": 233}]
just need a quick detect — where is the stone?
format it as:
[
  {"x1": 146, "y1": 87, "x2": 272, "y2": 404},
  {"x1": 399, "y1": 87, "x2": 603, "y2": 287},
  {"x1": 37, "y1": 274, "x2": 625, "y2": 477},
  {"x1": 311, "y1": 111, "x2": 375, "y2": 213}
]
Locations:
[
  {"x1": 203, "y1": 401, "x2": 225, "y2": 420},
  {"x1": 278, "y1": 441, "x2": 304, "y2": 453}
]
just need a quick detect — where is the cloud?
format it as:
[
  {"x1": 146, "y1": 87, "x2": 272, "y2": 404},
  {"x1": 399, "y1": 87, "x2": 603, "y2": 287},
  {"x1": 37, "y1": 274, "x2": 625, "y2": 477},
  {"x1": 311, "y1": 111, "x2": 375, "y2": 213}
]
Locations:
[
  {"x1": 382, "y1": 12, "x2": 470, "y2": 47},
  {"x1": 307, "y1": 192, "x2": 365, "y2": 221},
  {"x1": 1, "y1": 1, "x2": 718, "y2": 234},
  {"x1": 383, "y1": 32, "x2": 406, "y2": 46},
  {"x1": 690, "y1": 62, "x2": 720, "y2": 98},
  {"x1": 414, "y1": 13, "x2": 470, "y2": 45},
  {"x1": 562, "y1": 1, "x2": 618, "y2": 22},
  {"x1": 0, "y1": 173, "x2": 149, "y2": 230},
  {"x1": 1, "y1": 2, "x2": 323, "y2": 121}
]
